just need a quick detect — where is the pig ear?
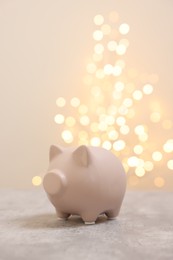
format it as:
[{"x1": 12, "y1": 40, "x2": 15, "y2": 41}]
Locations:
[
  {"x1": 49, "y1": 145, "x2": 62, "y2": 161},
  {"x1": 73, "y1": 145, "x2": 90, "y2": 167}
]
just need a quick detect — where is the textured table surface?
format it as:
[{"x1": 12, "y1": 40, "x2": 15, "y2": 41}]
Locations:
[{"x1": 0, "y1": 189, "x2": 173, "y2": 260}]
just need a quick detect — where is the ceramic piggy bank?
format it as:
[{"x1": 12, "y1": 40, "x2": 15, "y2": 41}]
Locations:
[{"x1": 43, "y1": 145, "x2": 126, "y2": 224}]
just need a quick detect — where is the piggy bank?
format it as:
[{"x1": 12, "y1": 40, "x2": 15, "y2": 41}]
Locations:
[{"x1": 43, "y1": 145, "x2": 126, "y2": 224}]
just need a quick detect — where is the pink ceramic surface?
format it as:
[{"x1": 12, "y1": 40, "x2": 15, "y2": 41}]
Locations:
[{"x1": 43, "y1": 145, "x2": 126, "y2": 224}]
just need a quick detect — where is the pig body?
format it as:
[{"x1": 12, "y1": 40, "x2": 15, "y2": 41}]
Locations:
[{"x1": 43, "y1": 145, "x2": 126, "y2": 224}]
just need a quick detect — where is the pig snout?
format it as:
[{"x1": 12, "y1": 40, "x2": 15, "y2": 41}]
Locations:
[{"x1": 43, "y1": 169, "x2": 67, "y2": 195}]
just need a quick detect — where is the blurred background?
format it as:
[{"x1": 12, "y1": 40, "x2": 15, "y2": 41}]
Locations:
[{"x1": 0, "y1": 0, "x2": 172, "y2": 190}]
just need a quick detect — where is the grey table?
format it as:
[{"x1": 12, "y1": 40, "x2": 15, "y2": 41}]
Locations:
[{"x1": 0, "y1": 189, "x2": 173, "y2": 260}]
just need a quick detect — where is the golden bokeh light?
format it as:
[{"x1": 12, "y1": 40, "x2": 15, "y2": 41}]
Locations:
[
  {"x1": 102, "y1": 141, "x2": 112, "y2": 150},
  {"x1": 144, "y1": 161, "x2": 154, "y2": 172},
  {"x1": 94, "y1": 43, "x2": 104, "y2": 54},
  {"x1": 143, "y1": 84, "x2": 154, "y2": 95},
  {"x1": 54, "y1": 114, "x2": 65, "y2": 124},
  {"x1": 167, "y1": 160, "x2": 173, "y2": 170},
  {"x1": 56, "y1": 97, "x2": 66, "y2": 107},
  {"x1": 93, "y1": 30, "x2": 103, "y2": 41},
  {"x1": 94, "y1": 14, "x2": 104, "y2": 26},
  {"x1": 54, "y1": 11, "x2": 173, "y2": 190},
  {"x1": 133, "y1": 90, "x2": 143, "y2": 100},
  {"x1": 163, "y1": 139, "x2": 173, "y2": 153},
  {"x1": 152, "y1": 151, "x2": 163, "y2": 162},
  {"x1": 107, "y1": 41, "x2": 117, "y2": 51},
  {"x1": 135, "y1": 167, "x2": 145, "y2": 177},
  {"x1": 80, "y1": 115, "x2": 90, "y2": 126},
  {"x1": 113, "y1": 140, "x2": 126, "y2": 151},
  {"x1": 90, "y1": 137, "x2": 101, "y2": 147},
  {"x1": 32, "y1": 176, "x2": 42, "y2": 186},
  {"x1": 116, "y1": 44, "x2": 127, "y2": 55},
  {"x1": 119, "y1": 23, "x2": 130, "y2": 35},
  {"x1": 133, "y1": 145, "x2": 144, "y2": 155},
  {"x1": 70, "y1": 97, "x2": 81, "y2": 107},
  {"x1": 61, "y1": 130, "x2": 74, "y2": 144}
]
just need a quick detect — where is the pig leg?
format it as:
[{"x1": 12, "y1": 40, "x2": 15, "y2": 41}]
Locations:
[
  {"x1": 56, "y1": 210, "x2": 71, "y2": 220},
  {"x1": 81, "y1": 212, "x2": 98, "y2": 225},
  {"x1": 105, "y1": 209, "x2": 119, "y2": 220}
]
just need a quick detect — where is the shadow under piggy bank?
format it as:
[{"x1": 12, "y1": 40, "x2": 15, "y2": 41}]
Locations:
[{"x1": 14, "y1": 213, "x2": 111, "y2": 229}]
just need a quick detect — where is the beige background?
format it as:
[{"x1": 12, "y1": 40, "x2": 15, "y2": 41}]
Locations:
[{"x1": 0, "y1": 0, "x2": 173, "y2": 188}]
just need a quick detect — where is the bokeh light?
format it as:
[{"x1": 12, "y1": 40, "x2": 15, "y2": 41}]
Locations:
[
  {"x1": 51, "y1": 11, "x2": 173, "y2": 191},
  {"x1": 32, "y1": 176, "x2": 42, "y2": 186}
]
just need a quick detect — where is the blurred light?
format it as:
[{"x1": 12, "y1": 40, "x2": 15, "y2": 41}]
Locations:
[
  {"x1": 163, "y1": 139, "x2": 173, "y2": 153},
  {"x1": 93, "y1": 30, "x2": 103, "y2": 41},
  {"x1": 114, "y1": 81, "x2": 124, "y2": 92},
  {"x1": 61, "y1": 130, "x2": 74, "y2": 143},
  {"x1": 54, "y1": 114, "x2": 65, "y2": 124},
  {"x1": 127, "y1": 156, "x2": 139, "y2": 167},
  {"x1": 112, "y1": 65, "x2": 122, "y2": 76},
  {"x1": 150, "y1": 112, "x2": 161, "y2": 123},
  {"x1": 133, "y1": 145, "x2": 144, "y2": 155},
  {"x1": 102, "y1": 141, "x2": 112, "y2": 150},
  {"x1": 116, "y1": 44, "x2": 127, "y2": 55},
  {"x1": 70, "y1": 97, "x2": 80, "y2": 107},
  {"x1": 143, "y1": 84, "x2": 153, "y2": 95},
  {"x1": 101, "y1": 24, "x2": 111, "y2": 35},
  {"x1": 118, "y1": 105, "x2": 128, "y2": 115},
  {"x1": 86, "y1": 63, "x2": 97, "y2": 74},
  {"x1": 116, "y1": 116, "x2": 126, "y2": 126},
  {"x1": 80, "y1": 115, "x2": 90, "y2": 126},
  {"x1": 119, "y1": 23, "x2": 130, "y2": 35},
  {"x1": 113, "y1": 140, "x2": 126, "y2": 151},
  {"x1": 154, "y1": 177, "x2": 165, "y2": 188},
  {"x1": 133, "y1": 90, "x2": 143, "y2": 100},
  {"x1": 90, "y1": 137, "x2": 101, "y2": 146},
  {"x1": 144, "y1": 161, "x2": 154, "y2": 171},
  {"x1": 107, "y1": 41, "x2": 117, "y2": 51},
  {"x1": 56, "y1": 97, "x2": 66, "y2": 107},
  {"x1": 108, "y1": 130, "x2": 119, "y2": 140},
  {"x1": 104, "y1": 64, "x2": 113, "y2": 75},
  {"x1": 135, "y1": 167, "x2": 145, "y2": 177},
  {"x1": 134, "y1": 125, "x2": 145, "y2": 135},
  {"x1": 167, "y1": 160, "x2": 173, "y2": 170},
  {"x1": 123, "y1": 98, "x2": 133, "y2": 107},
  {"x1": 94, "y1": 43, "x2": 104, "y2": 54},
  {"x1": 32, "y1": 176, "x2": 42, "y2": 186},
  {"x1": 138, "y1": 133, "x2": 148, "y2": 142},
  {"x1": 152, "y1": 151, "x2": 163, "y2": 161},
  {"x1": 65, "y1": 117, "x2": 76, "y2": 127},
  {"x1": 120, "y1": 125, "x2": 130, "y2": 135},
  {"x1": 94, "y1": 14, "x2": 104, "y2": 25}
]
